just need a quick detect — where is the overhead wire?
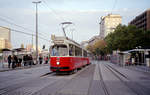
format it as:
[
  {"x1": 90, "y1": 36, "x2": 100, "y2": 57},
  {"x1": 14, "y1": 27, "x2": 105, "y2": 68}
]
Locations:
[
  {"x1": 41, "y1": 0, "x2": 77, "y2": 40},
  {"x1": 0, "y1": 16, "x2": 49, "y2": 42},
  {"x1": 0, "y1": 16, "x2": 34, "y2": 33},
  {"x1": 11, "y1": 29, "x2": 50, "y2": 42},
  {"x1": 41, "y1": 0, "x2": 66, "y2": 21}
]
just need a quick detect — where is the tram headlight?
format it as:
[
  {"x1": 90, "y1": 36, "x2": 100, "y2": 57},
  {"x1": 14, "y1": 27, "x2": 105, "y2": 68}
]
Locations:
[{"x1": 56, "y1": 62, "x2": 60, "y2": 65}]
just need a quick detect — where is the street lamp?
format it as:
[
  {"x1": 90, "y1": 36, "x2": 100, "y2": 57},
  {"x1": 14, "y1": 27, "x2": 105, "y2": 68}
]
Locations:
[{"x1": 32, "y1": 1, "x2": 41, "y2": 64}]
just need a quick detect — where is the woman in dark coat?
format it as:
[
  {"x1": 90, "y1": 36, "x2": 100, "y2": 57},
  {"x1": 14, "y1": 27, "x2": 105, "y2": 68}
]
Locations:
[
  {"x1": 39, "y1": 56, "x2": 43, "y2": 64},
  {"x1": 7, "y1": 55, "x2": 11, "y2": 68}
]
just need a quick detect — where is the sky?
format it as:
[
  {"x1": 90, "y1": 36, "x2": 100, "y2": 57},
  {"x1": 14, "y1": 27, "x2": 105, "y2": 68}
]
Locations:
[{"x1": 0, "y1": 0, "x2": 150, "y2": 49}]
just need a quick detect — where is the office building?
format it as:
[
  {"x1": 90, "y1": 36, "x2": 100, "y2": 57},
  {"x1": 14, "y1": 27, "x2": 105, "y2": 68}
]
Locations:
[
  {"x1": 99, "y1": 14, "x2": 122, "y2": 38},
  {"x1": 129, "y1": 9, "x2": 150, "y2": 31},
  {"x1": 0, "y1": 26, "x2": 11, "y2": 42},
  {"x1": 0, "y1": 26, "x2": 11, "y2": 49},
  {"x1": 0, "y1": 38, "x2": 11, "y2": 49}
]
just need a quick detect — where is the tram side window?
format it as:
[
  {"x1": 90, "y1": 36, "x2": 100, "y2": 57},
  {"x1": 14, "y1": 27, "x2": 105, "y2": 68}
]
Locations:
[
  {"x1": 75, "y1": 46, "x2": 82, "y2": 56},
  {"x1": 69, "y1": 44, "x2": 75, "y2": 56},
  {"x1": 83, "y1": 50, "x2": 87, "y2": 57},
  {"x1": 51, "y1": 45, "x2": 68, "y2": 56}
]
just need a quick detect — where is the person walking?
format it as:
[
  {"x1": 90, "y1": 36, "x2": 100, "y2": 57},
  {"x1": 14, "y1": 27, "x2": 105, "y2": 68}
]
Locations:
[{"x1": 7, "y1": 55, "x2": 11, "y2": 68}]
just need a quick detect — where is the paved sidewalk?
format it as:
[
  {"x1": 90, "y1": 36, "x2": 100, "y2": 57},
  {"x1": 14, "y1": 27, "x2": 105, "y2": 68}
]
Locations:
[
  {"x1": 0, "y1": 63, "x2": 49, "y2": 72},
  {"x1": 109, "y1": 61, "x2": 150, "y2": 73},
  {"x1": 125, "y1": 65, "x2": 150, "y2": 73}
]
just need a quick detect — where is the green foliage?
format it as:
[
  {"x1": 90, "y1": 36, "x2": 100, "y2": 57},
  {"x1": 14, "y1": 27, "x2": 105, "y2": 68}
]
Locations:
[
  {"x1": 86, "y1": 40, "x2": 108, "y2": 56},
  {"x1": 105, "y1": 24, "x2": 150, "y2": 53},
  {"x1": 87, "y1": 24, "x2": 150, "y2": 55}
]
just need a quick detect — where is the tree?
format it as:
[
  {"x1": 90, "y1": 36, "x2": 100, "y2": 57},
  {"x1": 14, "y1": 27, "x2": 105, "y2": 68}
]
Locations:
[
  {"x1": 86, "y1": 44, "x2": 94, "y2": 53},
  {"x1": 93, "y1": 40, "x2": 107, "y2": 55},
  {"x1": 105, "y1": 24, "x2": 150, "y2": 53}
]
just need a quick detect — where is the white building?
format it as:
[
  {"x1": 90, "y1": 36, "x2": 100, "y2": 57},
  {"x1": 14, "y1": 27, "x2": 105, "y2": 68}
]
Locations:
[{"x1": 99, "y1": 14, "x2": 122, "y2": 38}]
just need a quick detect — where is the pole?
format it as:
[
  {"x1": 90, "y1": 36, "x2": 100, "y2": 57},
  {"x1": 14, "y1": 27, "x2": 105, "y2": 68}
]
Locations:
[
  {"x1": 32, "y1": 34, "x2": 33, "y2": 48},
  {"x1": 33, "y1": 1, "x2": 41, "y2": 64},
  {"x1": 62, "y1": 27, "x2": 67, "y2": 37}
]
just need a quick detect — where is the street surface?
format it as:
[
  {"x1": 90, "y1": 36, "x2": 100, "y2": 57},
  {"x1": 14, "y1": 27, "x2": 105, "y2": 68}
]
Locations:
[{"x1": 0, "y1": 61, "x2": 150, "y2": 95}]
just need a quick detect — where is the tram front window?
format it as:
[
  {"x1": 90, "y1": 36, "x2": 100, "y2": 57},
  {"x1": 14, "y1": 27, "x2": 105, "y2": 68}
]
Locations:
[{"x1": 51, "y1": 45, "x2": 68, "y2": 56}]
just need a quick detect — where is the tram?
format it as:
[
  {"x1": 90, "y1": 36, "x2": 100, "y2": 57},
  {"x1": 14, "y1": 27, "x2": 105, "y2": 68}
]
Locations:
[{"x1": 50, "y1": 35, "x2": 90, "y2": 73}]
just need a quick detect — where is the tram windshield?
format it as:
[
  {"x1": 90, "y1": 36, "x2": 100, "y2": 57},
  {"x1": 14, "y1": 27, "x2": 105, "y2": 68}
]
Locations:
[{"x1": 51, "y1": 45, "x2": 68, "y2": 56}]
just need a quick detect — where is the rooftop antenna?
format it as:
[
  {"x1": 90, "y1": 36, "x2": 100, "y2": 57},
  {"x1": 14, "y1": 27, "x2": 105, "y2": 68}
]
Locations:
[{"x1": 60, "y1": 22, "x2": 73, "y2": 38}]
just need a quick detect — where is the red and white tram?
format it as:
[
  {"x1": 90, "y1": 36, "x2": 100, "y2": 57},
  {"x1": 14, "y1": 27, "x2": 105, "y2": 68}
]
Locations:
[{"x1": 50, "y1": 36, "x2": 90, "y2": 73}]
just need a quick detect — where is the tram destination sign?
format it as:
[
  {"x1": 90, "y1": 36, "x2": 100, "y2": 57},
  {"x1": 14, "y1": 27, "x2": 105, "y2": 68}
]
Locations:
[{"x1": 53, "y1": 40, "x2": 64, "y2": 44}]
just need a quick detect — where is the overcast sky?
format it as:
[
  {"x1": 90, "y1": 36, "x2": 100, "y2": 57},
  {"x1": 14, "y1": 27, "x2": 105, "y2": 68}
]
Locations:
[{"x1": 0, "y1": 0, "x2": 150, "y2": 49}]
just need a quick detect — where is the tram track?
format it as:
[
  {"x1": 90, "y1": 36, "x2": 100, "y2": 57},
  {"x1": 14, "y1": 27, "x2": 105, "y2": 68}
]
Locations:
[
  {"x1": 106, "y1": 64, "x2": 129, "y2": 80},
  {"x1": 98, "y1": 63, "x2": 110, "y2": 95},
  {"x1": 104, "y1": 63, "x2": 149, "y2": 95},
  {"x1": 30, "y1": 64, "x2": 93, "y2": 95}
]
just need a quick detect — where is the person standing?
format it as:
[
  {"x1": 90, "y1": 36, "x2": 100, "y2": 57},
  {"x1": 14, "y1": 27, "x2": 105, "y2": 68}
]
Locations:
[
  {"x1": 29, "y1": 55, "x2": 33, "y2": 66},
  {"x1": 7, "y1": 55, "x2": 11, "y2": 68},
  {"x1": 45, "y1": 56, "x2": 48, "y2": 64},
  {"x1": 23, "y1": 55, "x2": 27, "y2": 66},
  {"x1": 12, "y1": 55, "x2": 15, "y2": 69},
  {"x1": 18, "y1": 57, "x2": 22, "y2": 67},
  {"x1": 39, "y1": 56, "x2": 43, "y2": 64},
  {"x1": 14, "y1": 55, "x2": 18, "y2": 67}
]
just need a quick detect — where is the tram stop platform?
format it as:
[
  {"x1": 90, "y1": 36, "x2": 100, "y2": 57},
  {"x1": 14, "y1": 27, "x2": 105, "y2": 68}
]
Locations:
[{"x1": 0, "y1": 62, "x2": 49, "y2": 72}]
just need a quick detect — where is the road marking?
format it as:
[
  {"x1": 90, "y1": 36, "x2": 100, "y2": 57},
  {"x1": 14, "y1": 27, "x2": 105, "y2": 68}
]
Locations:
[{"x1": 93, "y1": 64, "x2": 100, "y2": 80}]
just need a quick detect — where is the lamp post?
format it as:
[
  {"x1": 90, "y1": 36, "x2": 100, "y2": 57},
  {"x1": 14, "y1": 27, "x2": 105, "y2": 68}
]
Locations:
[{"x1": 32, "y1": 1, "x2": 41, "y2": 64}]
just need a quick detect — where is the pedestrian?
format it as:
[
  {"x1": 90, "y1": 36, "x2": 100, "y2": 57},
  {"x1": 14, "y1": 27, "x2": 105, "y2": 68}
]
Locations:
[
  {"x1": 14, "y1": 55, "x2": 18, "y2": 67},
  {"x1": 18, "y1": 57, "x2": 22, "y2": 67},
  {"x1": 12, "y1": 55, "x2": 16, "y2": 69},
  {"x1": 26, "y1": 55, "x2": 29, "y2": 66},
  {"x1": 29, "y1": 55, "x2": 33, "y2": 66},
  {"x1": 39, "y1": 56, "x2": 43, "y2": 64},
  {"x1": 7, "y1": 55, "x2": 11, "y2": 68},
  {"x1": 45, "y1": 56, "x2": 48, "y2": 64},
  {"x1": 23, "y1": 55, "x2": 26, "y2": 66}
]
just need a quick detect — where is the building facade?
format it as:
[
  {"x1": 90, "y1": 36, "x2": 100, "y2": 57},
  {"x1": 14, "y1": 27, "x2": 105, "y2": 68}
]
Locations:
[
  {"x1": 0, "y1": 26, "x2": 11, "y2": 42},
  {"x1": 99, "y1": 14, "x2": 122, "y2": 38},
  {"x1": 0, "y1": 38, "x2": 11, "y2": 49},
  {"x1": 88, "y1": 35, "x2": 101, "y2": 46},
  {"x1": 0, "y1": 26, "x2": 11, "y2": 49},
  {"x1": 129, "y1": 9, "x2": 150, "y2": 31}
]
